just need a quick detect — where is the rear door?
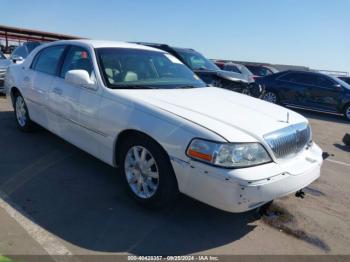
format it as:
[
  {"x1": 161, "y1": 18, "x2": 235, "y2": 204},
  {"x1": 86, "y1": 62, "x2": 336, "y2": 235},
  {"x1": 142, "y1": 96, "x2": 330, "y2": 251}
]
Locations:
[
  {"x1": 274, "y1": 72, "x2": 308, "y2": 105},
  {"x1": 27, "y1": 45, "x2": 67, "y2": 127}
]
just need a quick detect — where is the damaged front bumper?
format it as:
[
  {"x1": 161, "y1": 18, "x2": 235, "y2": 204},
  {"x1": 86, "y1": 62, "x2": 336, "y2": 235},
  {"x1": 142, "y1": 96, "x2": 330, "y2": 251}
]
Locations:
[{"x1": 171, "y1": 143, "x2": 323, "y2": 213}]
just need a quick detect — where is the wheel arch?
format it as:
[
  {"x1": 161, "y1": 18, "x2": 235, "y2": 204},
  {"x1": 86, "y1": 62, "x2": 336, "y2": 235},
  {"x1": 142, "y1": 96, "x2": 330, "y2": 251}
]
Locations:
[
  {"x1": 343, "y1": 101, "x2": 350, "y2": 117},
  {"x1": 113, "y1": 129, "x2": 179, "y2": 189},
  {"x1": 9, "y1": 86, "x2": 21, "y2": 107},
  {"x1": 114, "y1": 129, "x2": 172, "y2": 167}
]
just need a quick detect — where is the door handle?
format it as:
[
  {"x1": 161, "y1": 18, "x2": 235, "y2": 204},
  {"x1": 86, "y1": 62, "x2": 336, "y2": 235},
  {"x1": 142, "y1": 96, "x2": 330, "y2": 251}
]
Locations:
[{"x1": 53, "y1": 87, "x2": 63, "y2": 96}]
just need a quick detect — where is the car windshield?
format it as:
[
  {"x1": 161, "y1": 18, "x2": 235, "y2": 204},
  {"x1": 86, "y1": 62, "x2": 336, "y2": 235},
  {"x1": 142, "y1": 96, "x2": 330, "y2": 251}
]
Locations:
[
  {"x1": 175, "y1": 49, "x2": 220, "y2": 71},
  {"x1": 247, "y1": 66, "x2": 273, "y2": 76},
  {"x1": 224, "y1": 64, "x2": 241, "y2": 73},
  {"x1": 330, "y1": 75, "x2": 350, "y2": 90},
  {"x1": 238, "y1": 65, "x2": 254, "y2": 76},
  {"x1": 96, "y1": 48, "x2": 206, "y2": 89},
  {"x1": 224, "y1": 64, "x2": 254, "y2": 76},
  {"x1": 0, "y1": 52, "x2": 5, "y2": 59}
]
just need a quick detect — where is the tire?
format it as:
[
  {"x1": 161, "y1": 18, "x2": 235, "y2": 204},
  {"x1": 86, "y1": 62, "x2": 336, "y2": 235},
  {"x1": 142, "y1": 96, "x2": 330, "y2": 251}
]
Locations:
[
  {"x1": 263, "y1": 91, "x2": 278, "y2": 104},
  {"x1": 257, "y1": 200, "x2": 274, "y2": 216},
  {"x1": 241, "y1": 88, "x2": 251, "y2": 96},
  {"x1": 13, "y1": 93, "x2": 35, "y2": 132},
  {"x1": 344, "y1": 104, "x2": 350, "y2": 121},
  {"x1": 119, "y1": 135, "x2": 179, "y2": 208}
]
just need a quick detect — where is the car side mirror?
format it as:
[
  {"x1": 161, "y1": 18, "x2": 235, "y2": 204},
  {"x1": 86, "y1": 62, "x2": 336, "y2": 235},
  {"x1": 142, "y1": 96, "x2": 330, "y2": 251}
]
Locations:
[
  {"x1": 12, "y1": 55, "x2": 24, "y2": 63},
  {"x1": 65, "y1": 70, "x2": 97, "y2": 90},
  {"x1": 333, "y1": 83, "x2": 342, "y2": 90}
]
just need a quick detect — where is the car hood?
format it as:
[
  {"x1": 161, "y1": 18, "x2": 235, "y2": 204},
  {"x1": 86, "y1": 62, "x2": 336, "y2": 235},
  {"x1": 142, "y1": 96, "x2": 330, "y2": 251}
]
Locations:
[
  {"x1": 120, "y1": 87, "x2": 307, "y2": 143},
  {"x1": 0, "y1": 59, "x2": 11, "y2": 70},
  {"x1": 195, "y1": 69, "x2": 252, "y2": 83}
]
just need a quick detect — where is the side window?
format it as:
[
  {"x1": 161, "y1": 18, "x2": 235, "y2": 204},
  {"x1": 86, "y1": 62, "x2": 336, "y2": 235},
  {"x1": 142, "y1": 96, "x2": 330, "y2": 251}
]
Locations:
[
  {"x1": 291, "y1": 73, "x2": 312, "y2": 85},
  {"x1": 11, "y1": 46, "x2": 27, "y2": 59},
  {"x1": 60, "y1": 46, "x2": 93, "y2": 78},
  {"x1": 317, "y1": 76, "x2": 334, "y2": 89},
  {"x1": 32, "y1": 45, "x2": 66, "y2": 75},
  {"x1": 278, "y1": 73, "x2": 297, "y2": 82}
]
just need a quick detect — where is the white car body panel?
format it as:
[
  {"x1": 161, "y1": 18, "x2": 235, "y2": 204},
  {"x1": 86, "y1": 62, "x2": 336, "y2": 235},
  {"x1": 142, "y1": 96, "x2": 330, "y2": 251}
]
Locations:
[{"x1": 4, "y1": 40, "x2": 323, "y2": 213}]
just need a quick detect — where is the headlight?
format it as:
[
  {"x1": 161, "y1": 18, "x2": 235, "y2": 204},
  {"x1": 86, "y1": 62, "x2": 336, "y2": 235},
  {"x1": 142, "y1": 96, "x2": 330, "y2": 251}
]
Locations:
[{"x1": 186, "y1": 139, "x2": 272, "y2": 168}]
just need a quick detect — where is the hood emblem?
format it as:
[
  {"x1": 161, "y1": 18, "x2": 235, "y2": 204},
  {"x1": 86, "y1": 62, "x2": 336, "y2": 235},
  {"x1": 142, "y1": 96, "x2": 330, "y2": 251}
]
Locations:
[{"x1": 278, "y1": 112, "x2": 290, "y2": 124}]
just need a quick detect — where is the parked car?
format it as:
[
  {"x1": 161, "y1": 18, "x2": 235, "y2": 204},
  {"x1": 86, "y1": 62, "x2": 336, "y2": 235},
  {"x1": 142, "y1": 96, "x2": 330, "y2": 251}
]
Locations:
[
  {"x1": 10, "y1": 42, "x2": 42, "y2": 64},
  {"x1": 134, "y1": 43, "x2": 263, "y2": 98},
  {"x1": 0, "y1": 42, "x2": 42, "y2": 93},
  {"x1": 215, "y1": 61, "x2": 255, "y2": 82},
  {"x1": 2, "y1": 45, "x2": 19, "y2": 55},
  {"x1": 338, "y1": 76, "x2": 350, "y2": 85},
  {"x1": 1, "y1": 45, "x2": 17, "y2": 54},
  {"x1": 0, "y1": 51, "x2": 10, "y2": 93},
  {"x1": 245, "y1": 64, "x2": 279, "y2": 79},
  {"x1": 0, "y1": 51, "x2": 6, "y2": 59},
  {"x1": 256, "y1": 70, "x2": 350, "y2": 121},
  {"x1": 5, "y1": 40, "x2": 323, "y2": 213}
]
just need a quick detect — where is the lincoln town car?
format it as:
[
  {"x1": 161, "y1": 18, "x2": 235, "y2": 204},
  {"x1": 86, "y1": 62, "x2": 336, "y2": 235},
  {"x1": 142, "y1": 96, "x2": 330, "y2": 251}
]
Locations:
[{"x1": 5, "y1": 40, "x2": 323, "y2": 212}]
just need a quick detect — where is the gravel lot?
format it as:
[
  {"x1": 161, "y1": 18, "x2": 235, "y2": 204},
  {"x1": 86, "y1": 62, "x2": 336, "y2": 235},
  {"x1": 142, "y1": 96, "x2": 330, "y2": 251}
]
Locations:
[{"x1": 0, "y1": 95, "x2": 349, "y2": 260}]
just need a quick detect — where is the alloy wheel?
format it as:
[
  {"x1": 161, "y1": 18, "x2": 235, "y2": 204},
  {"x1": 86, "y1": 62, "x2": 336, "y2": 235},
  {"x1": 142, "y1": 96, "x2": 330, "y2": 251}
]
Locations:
[
  {"x1": 263, "y1": 92, "x2": 278, "y2": 104},
  {"x1": 346, "y1": 106, "x2": 350, "y2": 120},
  {"x1": 124, "y1": 146, "x2": 160, "y2": 199},
  {"x1": 15, "y1": 96, "x2": 27, "y2": 127}
]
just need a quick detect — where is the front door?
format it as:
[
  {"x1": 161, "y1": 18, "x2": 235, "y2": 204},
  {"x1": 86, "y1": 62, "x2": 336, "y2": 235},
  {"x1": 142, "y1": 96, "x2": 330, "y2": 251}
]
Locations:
[
  {"x1": 50, "y1": 45, "x2": 101, "y2": 157},
  {"x1": 304, "y1": 75, "x2": 341, "y2": 112}
]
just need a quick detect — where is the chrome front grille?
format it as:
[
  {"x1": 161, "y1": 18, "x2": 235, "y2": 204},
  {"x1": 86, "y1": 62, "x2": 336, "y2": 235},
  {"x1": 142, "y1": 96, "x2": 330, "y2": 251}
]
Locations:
[
  {"x1": 264, "y1": 122, "x2": 312, "y2": 159},
  {"x1": 0, "y1": 70, "x2": 6, "y2": 79}
]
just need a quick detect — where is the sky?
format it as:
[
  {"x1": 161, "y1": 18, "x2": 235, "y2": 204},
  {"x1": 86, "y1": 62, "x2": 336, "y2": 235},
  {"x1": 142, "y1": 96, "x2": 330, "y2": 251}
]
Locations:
[{"x1": 1, "y1": 0, "x2": 349, "y2": 72}]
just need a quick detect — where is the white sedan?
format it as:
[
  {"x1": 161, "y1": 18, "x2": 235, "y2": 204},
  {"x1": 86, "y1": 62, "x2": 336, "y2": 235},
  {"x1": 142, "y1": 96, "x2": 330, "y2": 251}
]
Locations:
[{"x1": 5, "y1": 40, "x2": 323, "y2": 213}]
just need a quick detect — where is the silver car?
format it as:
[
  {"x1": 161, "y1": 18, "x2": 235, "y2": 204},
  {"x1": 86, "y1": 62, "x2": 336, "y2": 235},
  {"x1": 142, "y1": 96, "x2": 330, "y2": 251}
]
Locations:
[
  {"x1": 0, "y1": 42, "x2": 42, "y2": 94},
  {"x1": 0, "y1": 51, "x2": 11, "y2": 93},
  {"x1": 221, "y1": 62, "x2": 255, "y2": 82}
]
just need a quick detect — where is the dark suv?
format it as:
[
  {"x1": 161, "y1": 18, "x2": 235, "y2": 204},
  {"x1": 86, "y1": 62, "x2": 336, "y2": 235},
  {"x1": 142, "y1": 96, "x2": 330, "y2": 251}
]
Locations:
[
  {"x1": 256, "y1": 70, "x2": 350, "y2": 121},
  {"x1": 134, "y1": 43, "x2": 263, "y2": 98}
]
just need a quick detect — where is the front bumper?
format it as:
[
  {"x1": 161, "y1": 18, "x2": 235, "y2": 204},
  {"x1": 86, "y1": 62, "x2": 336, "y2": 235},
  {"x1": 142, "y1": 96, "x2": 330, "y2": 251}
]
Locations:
[{"x1": 171, "y1": 143, "x2": 323, "y2": 213}]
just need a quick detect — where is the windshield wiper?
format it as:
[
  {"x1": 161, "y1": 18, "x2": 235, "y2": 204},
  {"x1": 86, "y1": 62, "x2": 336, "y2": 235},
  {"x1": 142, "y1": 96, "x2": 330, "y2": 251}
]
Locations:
[
  {"x1": 111, "y1": 85, "x2": 154, "y2": 90},
  {"x1": 176, "y1": 85, "x2": 199, "y2": 89}
]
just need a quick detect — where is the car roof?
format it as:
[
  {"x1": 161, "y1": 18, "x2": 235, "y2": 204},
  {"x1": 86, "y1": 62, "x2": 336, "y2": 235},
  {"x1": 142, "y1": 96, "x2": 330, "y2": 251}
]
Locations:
[
  {"x1": 278, "y1": 70, "x2": 338, "y2": 78},
  {"x1": 44, "y1": 40, "x2": 165, "y2": 52},
  {"x1": 224, "y1": 62, "x2": 245, "y2": 67},
  {"x1": 132, "y1": 42, "x2": 195, "y2": 53}
]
